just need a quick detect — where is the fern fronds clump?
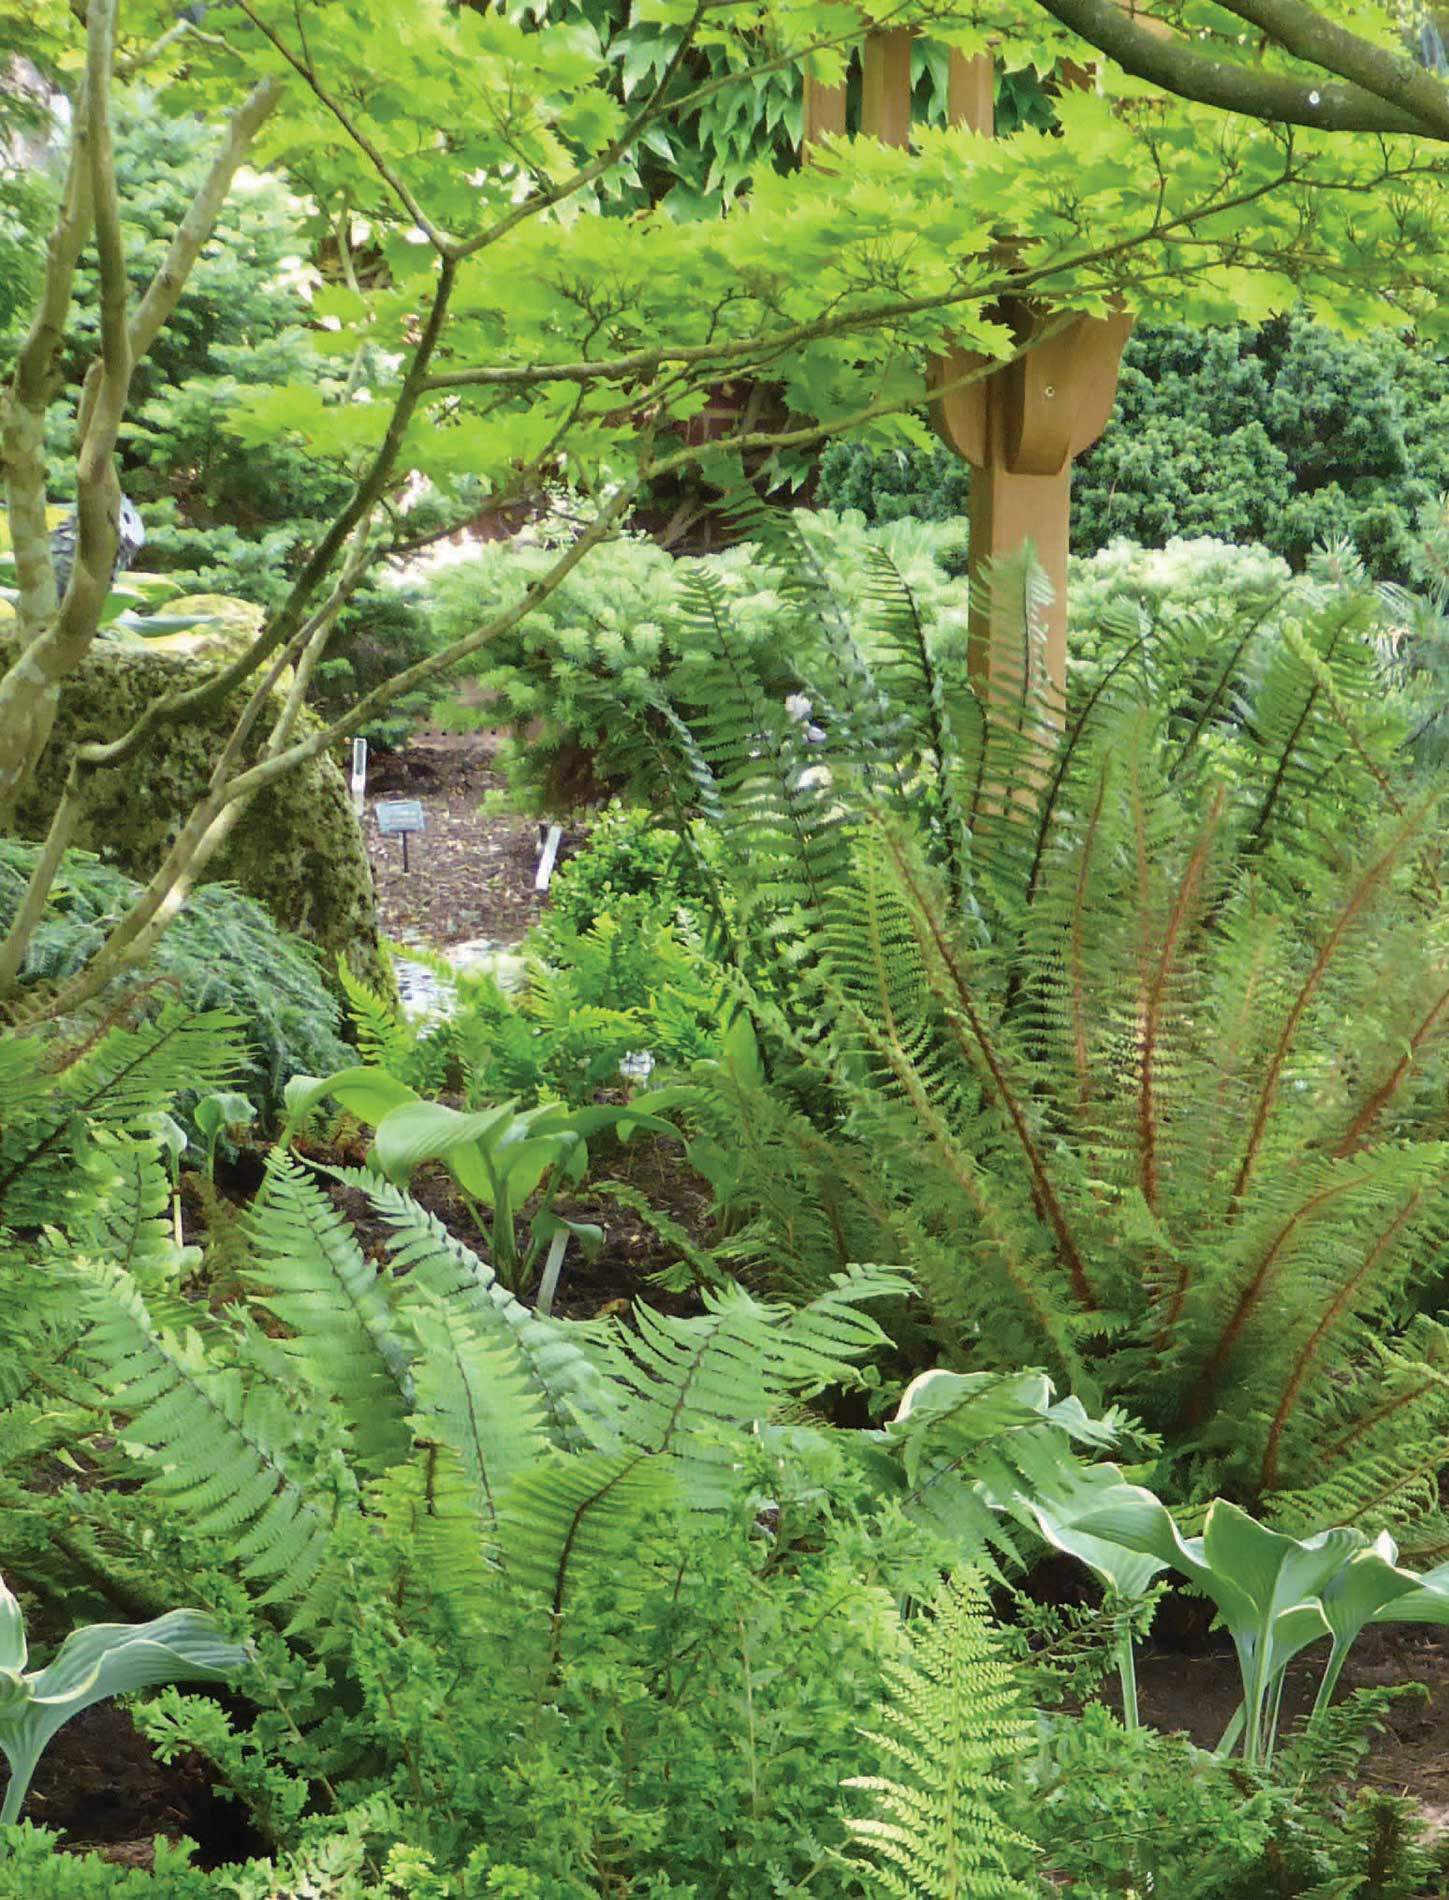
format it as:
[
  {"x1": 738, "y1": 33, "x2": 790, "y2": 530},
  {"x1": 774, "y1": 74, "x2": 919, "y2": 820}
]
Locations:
[
  {"x1": 0, "y1": 840, "x2": 348, "y2": 1119},
  {"x1": 600, "y1": 522, "x2": 1449, "y2": 1542},
  {"x1": 847, "y1": 1572, "x2": 1036, "y2": 1899}
]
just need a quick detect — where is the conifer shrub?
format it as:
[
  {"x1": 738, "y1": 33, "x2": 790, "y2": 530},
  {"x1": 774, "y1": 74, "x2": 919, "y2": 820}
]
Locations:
[{"x1": 0, "y1": 842, "x2": 347, "y2": 1121}]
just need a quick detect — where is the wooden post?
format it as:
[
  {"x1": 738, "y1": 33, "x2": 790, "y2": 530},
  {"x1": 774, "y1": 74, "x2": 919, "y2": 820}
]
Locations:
[
  {"x1": 860, "y1": 29, "x2": 915, "y2": 147},
  {"x1": 927, "y1": 56, "x2": 1131, "y2": 708},
  {"x1": 803, "y1": 27, "x2": 1136, "y2": 710}
]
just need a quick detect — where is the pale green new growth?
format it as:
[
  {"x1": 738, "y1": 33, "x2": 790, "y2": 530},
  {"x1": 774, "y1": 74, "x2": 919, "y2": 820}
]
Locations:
[{"x1": 847, "y1": 1572, "x2": 1035, "y2": 1899}]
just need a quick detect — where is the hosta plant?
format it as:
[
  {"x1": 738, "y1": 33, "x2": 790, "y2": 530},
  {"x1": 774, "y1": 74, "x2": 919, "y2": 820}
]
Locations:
[
  {"x1": 1034, "y1": 1472, "x2": 1449, "y2": 1767},
  {"x1": 0, "y1": 1574, "x2": 246, "y2": 1827},
  {"x1": 283, "y1": 1065, "x2": 674, "y2": 1292}
]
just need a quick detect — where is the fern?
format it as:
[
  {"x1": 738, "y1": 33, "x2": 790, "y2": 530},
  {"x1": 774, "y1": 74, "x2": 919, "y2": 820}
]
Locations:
[
  {"x1": 595, "y1": 1269, "x2": 907, "y2": 1507},
  {"x1": 0, "y1": 841, "x2": 349, "y2": 1115},
  {"x1": 336, "y1": 951, "x2": 414, "y2": 1073},
  {"x1": 607, "y1": 513, "x2": 1449, "y2": 1533},
  {"x1": 243, "y1": 1152, "x2": 416, "y2": 1472},
  {"x1": 846, "y1": 1572, "x2": 1036, "y2": 1899},
  {"x1": 74, "y1": 1260, "x2": 341, "y2": 1611},
  {"x1": 0, "y1": 1004, "x2": 241, "y2": 1232}
]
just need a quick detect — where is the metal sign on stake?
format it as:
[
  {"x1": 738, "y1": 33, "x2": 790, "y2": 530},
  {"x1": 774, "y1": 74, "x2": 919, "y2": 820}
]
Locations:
[
  {"x1": 375, "y1": 797, "x2": 426, "y2": 872},
  {"x1": 350, "y1": 737, "x2": 368, "y2": 816}
]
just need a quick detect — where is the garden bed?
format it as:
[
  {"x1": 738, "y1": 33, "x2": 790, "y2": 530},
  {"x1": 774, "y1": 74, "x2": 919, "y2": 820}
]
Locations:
[{"x1": 361, "y1": 728, "x2": 588, "y2": 950}]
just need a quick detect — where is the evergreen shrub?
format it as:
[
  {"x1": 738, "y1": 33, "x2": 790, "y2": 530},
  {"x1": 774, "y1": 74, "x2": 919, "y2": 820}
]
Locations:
[
  {"x1": 816, "y1": 316, "x2": 1449, "y2": 585},
  {"x1": 0, "y1": 842, "x2": 347, "y2": 1120}
]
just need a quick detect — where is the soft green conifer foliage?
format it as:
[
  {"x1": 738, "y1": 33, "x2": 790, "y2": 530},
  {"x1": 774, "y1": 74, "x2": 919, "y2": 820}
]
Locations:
[
  {"x1": 0, "y1": 842, "x2": 348, "y2": 1119},
  {"x1": 613, "y1": 518, "x2": 1449, "y2": 1543},
  {"x1": 847, "y1": 1572, "x2": 1036, "y2": 1899}
]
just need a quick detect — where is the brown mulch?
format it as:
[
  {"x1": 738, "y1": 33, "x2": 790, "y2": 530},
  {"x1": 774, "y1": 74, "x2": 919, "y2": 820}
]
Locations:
[
  {"x1": 1126, "y1": 1624, "x2": 1449, "y2": 1830},
  {"x1": 14, "y1": 1699, "x2": 265, "y2": 1867},
  {"x1": 362, "y1": 729, "x2": 587, "y2": 949}
]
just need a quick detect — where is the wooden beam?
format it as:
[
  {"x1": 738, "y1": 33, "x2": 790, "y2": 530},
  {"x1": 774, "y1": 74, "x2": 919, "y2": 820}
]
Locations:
[
  {"x1": 861, "y1": 28, "x2": 915, "y2": 147},
  {"x1": 802, "y1": 72, "x2": 847, "y2": 151}
]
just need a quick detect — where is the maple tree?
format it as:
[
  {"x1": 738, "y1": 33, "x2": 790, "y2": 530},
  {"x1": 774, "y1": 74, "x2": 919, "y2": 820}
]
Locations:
[{"x1": 3, "y1": 0, "x2": 1449, "y2": 1010}]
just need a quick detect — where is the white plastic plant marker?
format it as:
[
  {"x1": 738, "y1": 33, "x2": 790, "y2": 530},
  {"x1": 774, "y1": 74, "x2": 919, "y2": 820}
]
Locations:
[
  {"x1": 350, "y1": 737, "x2": 368, "y2": 815},
  {"x1": 535, "y1": 1227, "x2": 570, "y2": 1317},
  {"x1": 534, "y1": 822, "x2": 564, "y2": 892}
]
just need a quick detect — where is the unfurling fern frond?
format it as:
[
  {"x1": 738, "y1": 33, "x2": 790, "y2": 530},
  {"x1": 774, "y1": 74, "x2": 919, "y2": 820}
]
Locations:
[{"x1": 846, "y1": 1571, "x2": 1035, "y2": 1899}]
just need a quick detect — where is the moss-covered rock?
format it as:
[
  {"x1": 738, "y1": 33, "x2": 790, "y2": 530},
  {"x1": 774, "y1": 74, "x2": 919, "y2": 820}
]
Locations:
[{"x1": 10, "y1": 631, "x2": 386, "y2": 995}]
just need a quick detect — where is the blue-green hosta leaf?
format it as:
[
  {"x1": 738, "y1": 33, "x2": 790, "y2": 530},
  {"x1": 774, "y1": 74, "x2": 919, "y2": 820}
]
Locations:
[
  {"x1": 193, "y1": 1091, "x2": 258, "y2": 1145},
  {"x1": 1368, "y1": 1556, "x2": 1449, "y2": 1629},
  {"x1": 0, "y1": 1581, "x2": 25, "y2": 1675},
  {"x1": 0, "y1": 1603, "x2": 247, "y2": 1826},
  {"x1": 1320, "y1": 1534, "x2": 1428, "y2": 1650},
  {"x1": 283, "y1": 1067, "x2": 420, "y2": 1134},
  {"x1": 372, "y1": 1099, "x2": 518, "y2": 1190},
  {"x1": 1020, "y1": 1464, "x2": 1169, "y2": 1602}
]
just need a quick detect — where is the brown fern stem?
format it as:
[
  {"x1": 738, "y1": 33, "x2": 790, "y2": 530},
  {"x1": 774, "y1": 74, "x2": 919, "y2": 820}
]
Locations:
[
  {"x1": 1331, "y1": 981, "x2": 1449, "y2": 1159},
  {"x1": 885, "y1": 832, "x2": 1097, "y2": 1314},
  {"x1": 1139, "y1": 790, "x2": 1225, "y2": 1218},
  {"x1": 1186, "y1": 1172, "x2": 1369, "y2": 1429},
  {"x1": 1258, "y1": 1190, "x2": 1421, "y2": 1492},
  {"x1": 1069, "y1": 764, "x2": 1110, "y2": 1113},
  {"x1": 1228, "y1": 800, "x2": 1436, "y2": 1213},
  {"x1": 858, "y1": 1004, "x2": 1072, "y2": 1372},
  {"x1": 1317, "y1": 1374, "x2": 1441, "y2": 1470}
]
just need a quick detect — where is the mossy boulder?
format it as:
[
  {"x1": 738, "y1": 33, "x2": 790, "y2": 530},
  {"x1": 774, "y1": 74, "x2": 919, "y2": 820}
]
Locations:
[{"x1": 10, "y1": 628, "x2": 386, "y2": 996}]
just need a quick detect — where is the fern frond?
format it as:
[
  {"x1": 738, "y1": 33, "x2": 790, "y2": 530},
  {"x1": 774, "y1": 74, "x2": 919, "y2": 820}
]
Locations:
[
  {"x1": 403, "y1": 1290, "x2": 551, "y2": 1531},
  {"x1": 244, "y1": 1153, "x2": 415, "y2": 1470},
  {"x1": 597, "y1": 1270, "x2": 903, "y2": 1507},
  {"x1": 498, "y1": 1449, "x2": 669, "y2": 1620},
  {"x1": 337, "y1": 952, "x2": 413, "y2": 1071},
  {"x1": 0, "y1": 1005, "x2": 241, "y2": 1228},
  {"x1": 75, "y1": 1261, "x2": 340, "y2": 1611},
  {"x1": 322, "y1": 1166, "x2": 610, "y2": 1440},
  {"x1": 846, "y1": 1571, "x2": 1035, "y2": 1899}
]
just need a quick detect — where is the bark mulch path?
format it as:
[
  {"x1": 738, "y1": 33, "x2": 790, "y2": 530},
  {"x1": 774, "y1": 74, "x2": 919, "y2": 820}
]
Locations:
[{"x1": 362, "y1": 728, "x2": 587, "y2": 950}]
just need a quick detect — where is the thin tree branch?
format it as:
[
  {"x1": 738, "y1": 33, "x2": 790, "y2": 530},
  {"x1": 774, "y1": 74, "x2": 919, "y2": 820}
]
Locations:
[
  {"x1": 78, "y1": 255, "x2": 460, "y2": 775},
  {"x1": 231, "y1": 0, "x2": 456, "y2": 251},
  {"x1": 1030, "y1": 0, "x2": 1430, "y2": 133},
  {"x1": 1, "y1": 70, "x2": 94, "y2": 644},
  {"x1": 21, "y1": 485, "x2": 640, "y2": 1020}
]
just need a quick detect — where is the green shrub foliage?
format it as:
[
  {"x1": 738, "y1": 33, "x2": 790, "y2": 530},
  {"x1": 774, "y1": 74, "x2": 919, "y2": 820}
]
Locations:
[
  {"x1": 817, "y1": 316, "x2": 1449, "y2": 586},
  {"x1": 0, "y1": 1043, "x2": 1142, "y2": 1892},
  {"x1": 0, "y1": 841, "x2": 348, "y2": 1119},
  {"x1": 431, "y1": 511, "x2": 968, "y2": 811},
  {"x1": 5, "y1": 1019, "x2": 1449, "y2": 1890},
  {"x1": 579, "y1": 512, "x2": 1449, "y2": 1546}
]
